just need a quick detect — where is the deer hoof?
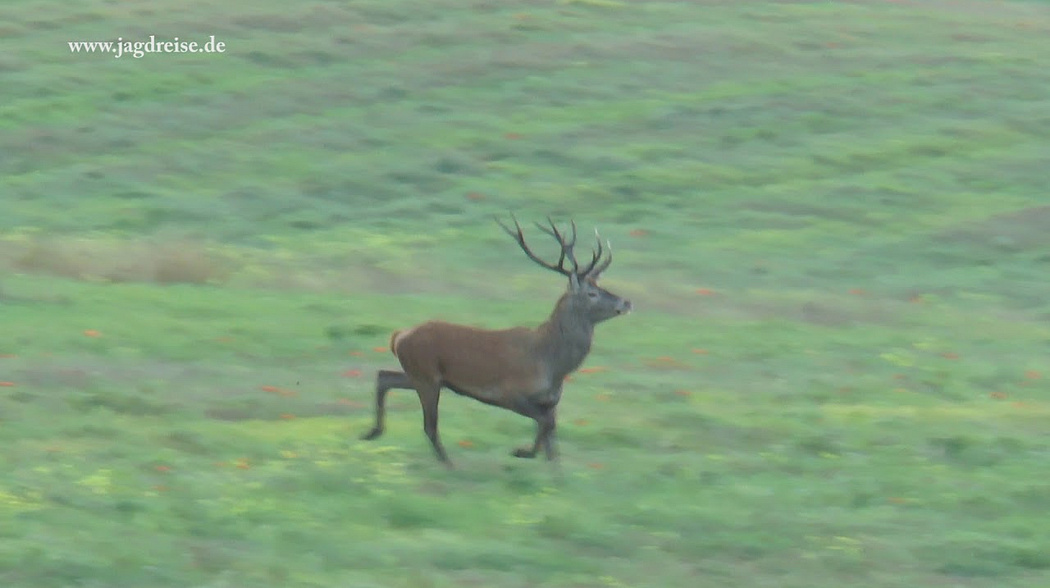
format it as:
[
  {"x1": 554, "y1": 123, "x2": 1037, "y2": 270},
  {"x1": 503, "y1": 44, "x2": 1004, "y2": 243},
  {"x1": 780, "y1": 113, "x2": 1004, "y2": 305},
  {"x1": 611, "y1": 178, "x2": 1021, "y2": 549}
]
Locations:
[
  {"x1": 513, "y1": 448, "x2": 537, "y2": 459},
  {"x1": 361, "y1": 428, "x2": 383, "y2": 441}
]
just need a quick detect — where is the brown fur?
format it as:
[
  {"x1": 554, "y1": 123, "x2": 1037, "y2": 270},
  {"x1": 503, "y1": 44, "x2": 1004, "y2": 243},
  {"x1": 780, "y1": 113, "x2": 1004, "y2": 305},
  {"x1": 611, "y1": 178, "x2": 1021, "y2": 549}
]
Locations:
[{"x1": 392, "y1": 321, "x2": 546, "y2": 407}]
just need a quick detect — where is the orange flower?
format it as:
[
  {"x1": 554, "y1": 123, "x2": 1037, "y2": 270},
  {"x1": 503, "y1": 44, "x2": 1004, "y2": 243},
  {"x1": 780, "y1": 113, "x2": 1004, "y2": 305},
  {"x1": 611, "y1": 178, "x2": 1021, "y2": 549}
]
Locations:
[
  {"x1": 1025, "y1": 370, "x2": 1041, "y2": 380},
  {"x1": 587, "y1": 462, "x2": 604, "y2": 470},
  {"x1": 373, "y1": 346, "x2": 388, "y2": 353},
  {"x1": 695, "y1": 288, "x2": 715, "y2": 296},
  {"x1": 578, "y1": 366, "x2": 607, "y2": 374},
  {"x1": 466, "y1": 192, "x2": 485, "y2": 201},
  {"x1": 940, "y1": 352, "x2": 959, "y2": 360},
  {"x1": 214, "y1": 336, "x2": 233, "y2": 343},
  {"x1": 572, "y1": 419, "x2": 589, "y2": 426},
  {"x1": 279, "y1": 413, "x2": 296, "y2": 420},
  {"x1": 0, "y1": 353, "x2": 16, "y2": 358},
  {"x1": 83, "y1": 330, "x2": 102, "y2": 338},
  {"x1": 691, "y1": 348, "x2": 708, "y2": 355},
  {"x1": 595, "y1": 393, "x2": 611, "y2": 402},
  {"x1": 990, "y1": 391, "x2": 1007, "y2": 400},
  {"x1": 153, "y1": 485, "x2": 168, "y2": 493},
  {"x1": 674, "y1": 389, "x2": 691, "y2": 397},
  {"x1": 348, "y1": 351, "x2": 364, "y2": 357},
  {"x1": 629, "y1": 229, "x2": 648, "y2": 238},
  {"x1": 154, "y1": 465, "x2": 171, "y2": 473},
  {"x1": 848, "y1": 288, "x2": 866, "y2": 296},
  {"x1": 261, "y1": 385, "x2": 279, "y2": 393},
  {"x1": 337, "y1": 398, "x2": 364, "y2": 408},
  {"x1": 342, "y1": 369, "x2": 362, "y2": 378},
  {"x1": 504, "y1": 132, "x2": 522, "y2": 140},
  {"x1": 235, "y1": 459, "x2": 250, "y2": 470},
  {"x1": 563, "y1": 375, "x2": 573, "y2": 382},
  {"x1": 457, "y1": 440, "x2": 474, "y2": 448},
  {"x1": 0, "y1": 381, "x2": 14, "y2": 387}
]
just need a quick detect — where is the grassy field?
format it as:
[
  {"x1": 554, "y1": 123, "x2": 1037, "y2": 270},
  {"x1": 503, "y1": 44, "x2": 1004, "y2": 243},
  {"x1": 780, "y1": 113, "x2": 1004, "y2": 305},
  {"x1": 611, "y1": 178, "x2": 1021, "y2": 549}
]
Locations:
[{"x1": 3, "y1": 0, "x2": 1050, "y2": 586}]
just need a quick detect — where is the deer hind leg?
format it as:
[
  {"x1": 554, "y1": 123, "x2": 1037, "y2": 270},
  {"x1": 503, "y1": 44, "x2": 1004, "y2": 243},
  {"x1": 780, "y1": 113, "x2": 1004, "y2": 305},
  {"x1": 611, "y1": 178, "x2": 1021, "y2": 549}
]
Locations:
[
  {"x1": 414, "y1": 379, "x2": 453, "y2": 467},
  {"x1": 361, "y1": 370, "x2": 413, "y2": 441}
]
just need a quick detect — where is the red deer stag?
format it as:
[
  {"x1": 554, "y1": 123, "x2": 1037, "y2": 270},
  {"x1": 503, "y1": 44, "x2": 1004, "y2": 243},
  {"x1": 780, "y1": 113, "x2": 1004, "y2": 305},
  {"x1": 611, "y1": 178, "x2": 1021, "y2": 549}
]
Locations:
[{"x1": 361, "y1": 215, "x2": 632, "y2": 467}]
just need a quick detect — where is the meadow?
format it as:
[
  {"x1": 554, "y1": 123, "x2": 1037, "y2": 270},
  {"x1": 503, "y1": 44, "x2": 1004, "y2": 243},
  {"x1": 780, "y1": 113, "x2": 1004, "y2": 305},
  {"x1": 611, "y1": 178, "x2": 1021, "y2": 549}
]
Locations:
[{"x1": 2, "y1": 0, "x2": 1050, "y2": 586}]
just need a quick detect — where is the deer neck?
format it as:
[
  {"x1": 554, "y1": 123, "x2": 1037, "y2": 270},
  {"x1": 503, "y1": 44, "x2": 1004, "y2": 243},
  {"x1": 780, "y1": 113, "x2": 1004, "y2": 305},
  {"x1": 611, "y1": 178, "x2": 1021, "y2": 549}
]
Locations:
[{"x1": 536, "y1": 292, "x2": 594, "y2": 380}]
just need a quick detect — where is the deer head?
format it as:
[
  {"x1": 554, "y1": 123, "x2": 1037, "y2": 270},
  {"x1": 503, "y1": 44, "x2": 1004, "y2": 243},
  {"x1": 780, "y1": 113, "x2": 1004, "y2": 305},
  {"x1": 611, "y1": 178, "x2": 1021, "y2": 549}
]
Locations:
[{"x1": 496, "y1": 214, "x2": 632, "y2": 325}]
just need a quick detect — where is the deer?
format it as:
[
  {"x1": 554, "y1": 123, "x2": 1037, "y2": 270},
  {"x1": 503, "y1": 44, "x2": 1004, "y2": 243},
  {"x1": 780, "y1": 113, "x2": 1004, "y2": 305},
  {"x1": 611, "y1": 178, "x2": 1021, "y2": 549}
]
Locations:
[{"x1": 360, "y1": 215, "x2": 632, "y2": 467}]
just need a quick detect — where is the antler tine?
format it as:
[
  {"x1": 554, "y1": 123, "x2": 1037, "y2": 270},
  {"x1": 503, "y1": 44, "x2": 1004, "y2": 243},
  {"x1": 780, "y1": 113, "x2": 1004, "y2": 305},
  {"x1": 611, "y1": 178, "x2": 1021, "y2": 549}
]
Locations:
[
  {"x1": 577, "y1": 227, "x2": 605, "y2": 278},
  {"x1": 563, "y1": 218, "x2": 580, "y2": 273},
  {"x1": 535, "y1": 217, "x2": 580, "y2": 274},
  {"x1": 495, "y1": 214, "x2": 572, "y2": 277},
  {"x1": 533, "y1": 217, "x2": 566, "y2": 270},
  {"x1": 561, "y1": 217, "x2": 579, "y2": 250},
  {"x1": 591, "y1": 237, "x2": 613, "y2": 278},
  {"x1": 494, "y1": 212, "x2": 520, "y2": 241},
  {"x1": 533, "y1": 216, "x2": 559, "y2": 240}
]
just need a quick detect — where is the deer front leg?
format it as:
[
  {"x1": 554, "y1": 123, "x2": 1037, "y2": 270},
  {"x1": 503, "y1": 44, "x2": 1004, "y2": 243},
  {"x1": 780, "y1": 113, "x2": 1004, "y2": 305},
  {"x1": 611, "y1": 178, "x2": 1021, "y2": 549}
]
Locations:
[
  {"x1": 542, "y1": 408, "x2": 559, "y2": 461},
  {"x1": 415, "y1": 381, "x2": 453, "y2": 468},
  {"x1": 513, "y1": 406, "x2": 556, "y2": 459}
]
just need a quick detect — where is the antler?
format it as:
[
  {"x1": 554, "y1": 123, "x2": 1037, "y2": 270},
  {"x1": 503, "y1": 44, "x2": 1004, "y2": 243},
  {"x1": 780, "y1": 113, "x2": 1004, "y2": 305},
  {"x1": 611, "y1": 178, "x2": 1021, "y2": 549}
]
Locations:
[
  {"x1": 496, "y1": 214, "x2": 577, "y2": 277},
  {"x1": 576, "y1": 228, "x2": 612, "y2": 279},
  {"x1": 496, "y1": 214, "x2": 613, "y2": 280}
]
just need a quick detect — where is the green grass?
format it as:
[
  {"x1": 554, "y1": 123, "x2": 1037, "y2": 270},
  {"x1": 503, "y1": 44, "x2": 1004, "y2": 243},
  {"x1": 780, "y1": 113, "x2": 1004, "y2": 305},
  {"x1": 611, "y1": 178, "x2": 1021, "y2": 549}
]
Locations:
[{"x1": 2, "y1": 0, "x2": 1050, "y2": 586}]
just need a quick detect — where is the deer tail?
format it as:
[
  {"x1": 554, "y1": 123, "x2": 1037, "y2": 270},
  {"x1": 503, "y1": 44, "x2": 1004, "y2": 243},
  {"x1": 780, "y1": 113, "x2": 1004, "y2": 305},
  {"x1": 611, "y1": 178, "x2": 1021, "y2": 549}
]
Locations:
[{"x1": 389, "y1": 329, "x2": 403, "y2": 357}]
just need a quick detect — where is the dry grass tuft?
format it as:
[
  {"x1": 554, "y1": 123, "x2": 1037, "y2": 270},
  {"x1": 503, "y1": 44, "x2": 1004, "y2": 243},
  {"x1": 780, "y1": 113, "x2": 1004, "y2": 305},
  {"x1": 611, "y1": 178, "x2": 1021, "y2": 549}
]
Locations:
[{"x1": 6, "y1": 235, "x2": 234, "y2": 285}]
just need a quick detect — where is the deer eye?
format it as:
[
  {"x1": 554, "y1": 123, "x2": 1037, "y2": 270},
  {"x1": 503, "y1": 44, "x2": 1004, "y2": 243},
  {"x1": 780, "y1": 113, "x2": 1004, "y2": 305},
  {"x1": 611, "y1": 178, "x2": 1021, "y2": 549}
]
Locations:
[{"x1": 587, "y1": 290, "x2": 599, "y2": 299}]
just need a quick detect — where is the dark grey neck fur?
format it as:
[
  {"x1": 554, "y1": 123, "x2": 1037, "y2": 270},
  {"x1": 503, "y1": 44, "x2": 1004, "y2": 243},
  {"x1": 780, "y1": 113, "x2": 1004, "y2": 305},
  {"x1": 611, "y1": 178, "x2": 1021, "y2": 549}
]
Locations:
[{"x1": 535, "y1": 292, "x2": 594, "y2": 381}]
